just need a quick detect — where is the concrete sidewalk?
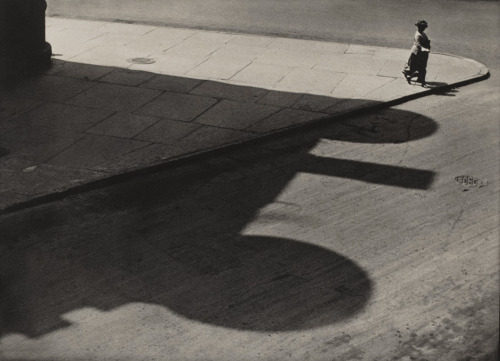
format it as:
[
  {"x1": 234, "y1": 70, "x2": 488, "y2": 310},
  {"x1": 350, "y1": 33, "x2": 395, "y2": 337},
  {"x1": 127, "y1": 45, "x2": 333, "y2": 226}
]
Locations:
[{"x1": 0, "y1": 17, "x2": 489, "y2": 212}]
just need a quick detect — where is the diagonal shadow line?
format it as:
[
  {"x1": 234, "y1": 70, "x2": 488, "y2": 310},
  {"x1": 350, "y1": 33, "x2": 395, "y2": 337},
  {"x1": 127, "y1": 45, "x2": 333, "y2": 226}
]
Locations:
[
  {"x1": 302, "y1": 154, "x2": 435, "y2": 190},
  {"x1": 0, "y1": 56, "x2": 443, "y2": 215}
]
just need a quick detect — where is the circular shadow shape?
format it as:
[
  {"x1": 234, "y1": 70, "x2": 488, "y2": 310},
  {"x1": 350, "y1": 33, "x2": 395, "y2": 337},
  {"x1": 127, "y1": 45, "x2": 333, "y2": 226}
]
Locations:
[
  {"x1": 162, "y1": 235, "x2": 372, "y2": 332},
  {"x1": 327, "y1": 107, "x2": 438, "y2": 144}
]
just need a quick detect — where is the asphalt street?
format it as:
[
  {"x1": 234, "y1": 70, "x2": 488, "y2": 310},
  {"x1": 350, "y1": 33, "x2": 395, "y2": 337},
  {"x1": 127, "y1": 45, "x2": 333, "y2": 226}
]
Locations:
[{"x1": 1, "y1": 70, "x2": 498, "y2": 360}]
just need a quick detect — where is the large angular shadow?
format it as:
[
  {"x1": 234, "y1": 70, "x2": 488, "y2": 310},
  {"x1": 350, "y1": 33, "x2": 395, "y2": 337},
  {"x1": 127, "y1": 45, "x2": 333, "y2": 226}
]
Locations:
[
  {"x1": 0, "y1": 58, "x2": 439, "y2": 337},
  {"x1": 1, "y1": 58, "x2": 437, "y2": 190}
]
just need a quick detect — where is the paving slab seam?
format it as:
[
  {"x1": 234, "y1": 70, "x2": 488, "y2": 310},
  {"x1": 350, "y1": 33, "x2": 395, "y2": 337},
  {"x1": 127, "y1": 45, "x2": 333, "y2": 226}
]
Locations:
[{"x1": 0, "y1": 64, "x2": 489, "y2": 216}]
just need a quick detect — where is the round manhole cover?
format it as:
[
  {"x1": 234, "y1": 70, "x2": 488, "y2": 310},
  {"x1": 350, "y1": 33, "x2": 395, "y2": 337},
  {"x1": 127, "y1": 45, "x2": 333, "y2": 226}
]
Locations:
[
  {"x1": 127, "y1": 57, "x2": 156, "y2": 64},
  {"x1": 454, "y1": 175, "x2": 487, "y2": 188}
]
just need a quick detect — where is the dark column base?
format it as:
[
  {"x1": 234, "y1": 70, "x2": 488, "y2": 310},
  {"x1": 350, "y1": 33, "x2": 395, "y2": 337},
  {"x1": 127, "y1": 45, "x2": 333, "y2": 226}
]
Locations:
[
  {"x1": 0, "y1": 42, "x2": 52, "y2": 76},
  {"x1": 0, "y1": 0, "x2": 52, "y2": 80}
]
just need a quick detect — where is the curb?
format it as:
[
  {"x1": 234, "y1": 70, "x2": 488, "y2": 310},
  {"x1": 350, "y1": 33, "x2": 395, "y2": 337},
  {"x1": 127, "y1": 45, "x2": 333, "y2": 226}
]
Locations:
[{"x1": 0, "y1": 58, "x2": 490, "y2": 215}]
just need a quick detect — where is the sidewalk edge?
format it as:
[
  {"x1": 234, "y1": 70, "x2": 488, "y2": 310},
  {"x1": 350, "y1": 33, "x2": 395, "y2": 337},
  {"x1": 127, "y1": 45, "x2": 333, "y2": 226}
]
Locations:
[{"x1": 0, "y1": 59, "x2": 490, "y2": 215}]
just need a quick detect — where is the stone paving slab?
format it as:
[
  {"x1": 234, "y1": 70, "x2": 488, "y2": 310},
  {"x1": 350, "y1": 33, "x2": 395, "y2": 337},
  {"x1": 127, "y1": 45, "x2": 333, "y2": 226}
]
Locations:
[{"x1": 0, "y1": 17, "x2": 489, "y2": 212}]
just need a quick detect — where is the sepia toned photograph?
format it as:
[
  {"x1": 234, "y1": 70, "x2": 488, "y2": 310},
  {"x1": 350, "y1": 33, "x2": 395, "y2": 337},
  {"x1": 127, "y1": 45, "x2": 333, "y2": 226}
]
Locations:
[{"x1": 1, "y1": 1, "x2": 499, "y2": 360}]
